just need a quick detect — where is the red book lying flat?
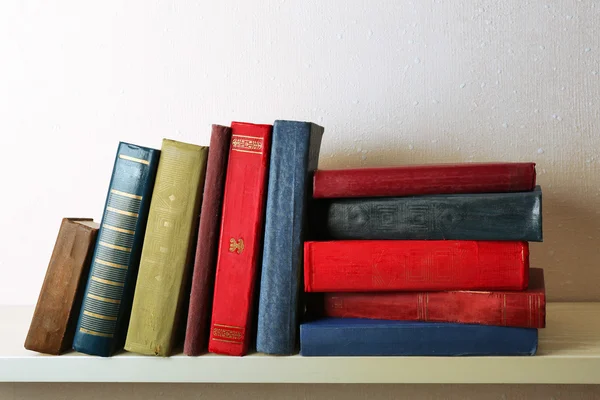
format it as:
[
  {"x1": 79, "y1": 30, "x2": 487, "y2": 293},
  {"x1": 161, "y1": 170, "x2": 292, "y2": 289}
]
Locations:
[
  {"x1": 313, "y1": 162, "x2": 536, "y2": 198},
  {"x1": 321, "y1": 268, "x2": 545, "y2": 328},
  {"x1": 304, "y1": 240, "x2": 529, "y2": 292}
]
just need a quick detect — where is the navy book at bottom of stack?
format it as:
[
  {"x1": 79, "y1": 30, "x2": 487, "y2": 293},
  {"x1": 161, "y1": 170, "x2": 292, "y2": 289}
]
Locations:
[{"x1": 300, "y1": 318, "x2": 538, "y2": 356}]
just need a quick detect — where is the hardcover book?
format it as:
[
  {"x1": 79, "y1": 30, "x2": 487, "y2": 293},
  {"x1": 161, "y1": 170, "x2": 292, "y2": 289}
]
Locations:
[
  {"x1": 184, "y1": 125, "x2": 232, "y2": 356},
  {"x1": 124, "y1": 139, "x2": 208, "y2": 356},
  {"x1": 300, "y1": 318, "x2": 538, "y2": 356},
  {"x1": 320, "y1": 268, "x2": 545, "y2": 328},
  {"x1": 256, "y1": 120, "x2": 324, "y2": 355},
  {"x1": 304, "y1": 240, "x2": 529, "y2": 292},
  {"x1": 72, "y1": 143, "x2": 160, "y2": 357},
  {"x1": 208, "y1": 121, "x2": 272, "y2": 356},
  {"x1": 25, "y1": 218, "x2": 99, "y2": 355},
  {"x1": 313, "y1": 162, "x2": 536, "y2": 198},
  {"x1": 314, "y1": 186, "x2": 542, "y2": 241}
]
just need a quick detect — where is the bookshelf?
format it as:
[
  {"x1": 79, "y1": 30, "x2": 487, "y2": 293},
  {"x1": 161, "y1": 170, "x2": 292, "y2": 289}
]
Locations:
[{"x1": 1, "y1": 303, "x2": 599, "y2": 384}]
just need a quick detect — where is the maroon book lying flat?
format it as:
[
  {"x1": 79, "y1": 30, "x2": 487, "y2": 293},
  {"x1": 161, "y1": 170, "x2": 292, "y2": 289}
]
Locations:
[
  {"x1": 313, "y1": 162, "x2": 536, "y2": 198},
  {"x1": 320, "y1": 268, "x2": 545, "y2": 328},
  {"x1": 184, "y1": 125, "x2": 232, "y2": 356}
]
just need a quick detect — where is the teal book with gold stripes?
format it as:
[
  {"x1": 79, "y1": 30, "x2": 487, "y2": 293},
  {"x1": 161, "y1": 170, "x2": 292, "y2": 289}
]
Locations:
[{"x1": 72, "y1": 142, "x2": 160, "y2": 357}]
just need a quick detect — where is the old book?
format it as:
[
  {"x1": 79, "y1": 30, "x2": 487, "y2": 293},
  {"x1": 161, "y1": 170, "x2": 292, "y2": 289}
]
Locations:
[
  {"x1": 208, "y1": 121, "x2": 272, "y2": 356},
  {"x1": 304, "y1": 240, "x2": 529, "y2": 292},
  {"x1": 72, "y1": 143, "x2": 160, "y2": 357},
  {"x1": 300, "y1": 318, "x2": 538, "y2": 356},
  {"x1": 25, "y1": 218, "x2": 99, "y2": 355},
  {"x1": 124, "y1": 139, "x2": 208, "y2": 356},
  {"x1": 313, "y1": 162, "x2": 536, "y2": 198},
  {"x1": 256, "y1": 120, "x2": 324, "y2": 355},
  {"x1": 313, "y1": 186, "x2": 542, "y2": 241},
  {"x1": 320, "y1": 268, "x2": 545, "y2": 328},
  {"x1": 184, "y1": 125, "x2": 232, "y2": 356}
]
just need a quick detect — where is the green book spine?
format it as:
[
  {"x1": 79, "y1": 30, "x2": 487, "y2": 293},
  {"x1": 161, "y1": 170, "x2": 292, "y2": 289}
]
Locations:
[{"x1": 124, "y1": 139, "x2": 208, "y2": 356}]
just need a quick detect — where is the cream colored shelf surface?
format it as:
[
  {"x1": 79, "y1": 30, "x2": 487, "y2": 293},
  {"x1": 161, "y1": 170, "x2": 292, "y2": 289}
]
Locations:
[{"x1": 1, "y1": 303, "x2": 599, "y2": 384}]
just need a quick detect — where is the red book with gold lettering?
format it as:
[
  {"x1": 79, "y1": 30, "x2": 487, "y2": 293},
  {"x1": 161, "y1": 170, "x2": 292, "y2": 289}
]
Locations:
[
  {"x1": 319, "y1": 268, "x2": 545, "y2": 328},
  {"x1": 304, "y1": 240, "x2": 529, "y2": 292},
  {"x1": 208, "y1": 121, "x2": 272, "y2": 356},
  {"x1": 313, "y1": 162, "x2": 536, "y2": 198}
]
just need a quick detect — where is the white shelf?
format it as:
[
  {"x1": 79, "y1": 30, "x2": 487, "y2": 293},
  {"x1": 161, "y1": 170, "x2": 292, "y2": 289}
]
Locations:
[{"x1": 1, "y1": 303, "x2": 600, "y2": 384}]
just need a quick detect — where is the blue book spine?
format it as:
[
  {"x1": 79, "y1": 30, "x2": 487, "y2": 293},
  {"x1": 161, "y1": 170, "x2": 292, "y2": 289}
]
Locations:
[
  {"x1": 256, "y1": 120, "x2": 324, "y2": 355},
  {"x1": 300, "y1": 318, "x2": 538, "y2": 356},
  {"x1": 315, "y1": 186, "x2": 542, "y2": 241},
  {"x1": 72, "y1": 142, "x2": 160, "y2": 356}
]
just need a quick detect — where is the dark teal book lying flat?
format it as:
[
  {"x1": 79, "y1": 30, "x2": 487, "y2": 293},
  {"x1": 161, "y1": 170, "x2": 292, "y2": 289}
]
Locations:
[
  {"x1": 72, "y1": 142, "x2": 160, "y2": 357},
  {"x1": 313, "y1": 186, "x2": 542, "y2": 241},
  {"x1": 300, "y1": 318, "x2": 538, "y2": 356}
]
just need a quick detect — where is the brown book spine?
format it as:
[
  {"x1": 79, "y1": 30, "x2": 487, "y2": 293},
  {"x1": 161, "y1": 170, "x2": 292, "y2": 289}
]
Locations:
[
  {"x1": 184, "y1": 125, "x2": 232, "y2": 355},
  {"x1": 24, "y1": 218, "x2": 99, "y2": 355}
]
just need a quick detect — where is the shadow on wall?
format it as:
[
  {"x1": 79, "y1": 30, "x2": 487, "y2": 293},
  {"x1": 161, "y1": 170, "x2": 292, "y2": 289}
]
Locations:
[{"x1": 317, "y1": 144, "x2": 600, "y2": 302}]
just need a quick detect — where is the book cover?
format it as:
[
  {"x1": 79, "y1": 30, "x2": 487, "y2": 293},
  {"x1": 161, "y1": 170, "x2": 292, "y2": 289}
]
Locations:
[
  {"x1": 320, "y1": 268, "x2": 545, "y2": 328},
  {"x1": 208, "y1": 121, "x2": 272, "y2": 356},
  {"x1": 304, "y1": 240, "x2": 529, "y2": 292},
  {"x1": 72, "y1": 142, "x2": 160, "y2": 357},
  {"x1": 124, "y1": 139, "x2": 208, "y2": 356},
  {"x1": 256, "y1": 120, "x2": 324, "y2": 355},
  {"x1": 184, "y1": 125, "x2": 232, "y2": 356},
  {"x1": 300, "y1": 318, "x2": 538, "y2": 356},
  {"x1": 314, "y1": 186, "x2": 542, "y2": 241},
  {"x1": 25, "y1": 218, "x2": 99, "y2": 355},
  {"x1": 313, "y1": 162, "x2": 536, "y2": 198}
]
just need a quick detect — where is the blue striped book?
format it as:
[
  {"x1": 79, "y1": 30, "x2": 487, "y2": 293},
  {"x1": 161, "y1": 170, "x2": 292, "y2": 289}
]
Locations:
[
  {"x1": 256, "y1": 120, "x2": 324, "y2": 355},
  {"x1": 300, "y1": 318, "x2": 538, "y2": 356},
  {"x1": 72, "y1": 142, "x2": 160, "y2": 357}
]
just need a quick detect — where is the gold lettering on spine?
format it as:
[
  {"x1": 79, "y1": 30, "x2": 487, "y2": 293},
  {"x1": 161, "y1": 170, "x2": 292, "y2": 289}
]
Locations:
[{"x1": 231, "y1": 135, "x2": 263, "y2": 154}]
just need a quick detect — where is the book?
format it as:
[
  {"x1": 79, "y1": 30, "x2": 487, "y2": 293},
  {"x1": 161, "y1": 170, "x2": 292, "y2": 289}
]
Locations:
[
  {"x1": 300, "y1": 318, "x2": 538, "y2": 356},
  {"x1": 208, "y1": 121, "x2": 272, "y2": 356},
  {"x1": 313, "y1": 186, "x2": 542, "y2": 241},
  {"x1": 304, "y1": 240, "x2": 529, "y2": 292},
  {"x1": 319, "y1": 268, "x2": 545, "y2": 328},
  {"x1": 184, "y1": 125, "x2": 232, "y2": 356},
  {"x1": 256, "y1": 120, "x2": 324, "y2": 355},
  {"x1": 25, "y1": 218, "x2": 99, "y2": 355},
  {"x1": 313, "y1": 162, "x2": 536, "y2": 198},
  {"x1": 72, "y1": 143, "x2": 160, "y2": 357},
  {"x1": 124, "y1": 139, "x2": 208, "y2": 356}
]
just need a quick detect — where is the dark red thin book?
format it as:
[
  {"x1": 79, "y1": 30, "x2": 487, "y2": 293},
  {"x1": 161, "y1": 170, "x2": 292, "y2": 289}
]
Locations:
[
  {"x1": 320, "y1": 268, "x2": 545, "y2": 328},
  {"x1": 304, "y1": 240, "x2": 529, "y2": 292},
  {"x1": 313, "y1": 162, "x2": 536, "y2": 198},
  {"x1": 184, "y1": 125, "x2": 232, "y2": 356}
]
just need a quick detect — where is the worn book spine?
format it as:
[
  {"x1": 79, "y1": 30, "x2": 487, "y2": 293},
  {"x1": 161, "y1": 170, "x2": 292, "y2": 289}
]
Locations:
[
  {"x1": 72, "y1": 143, "x2": 160, "y2": 357},
  {"x1": 184, "y1": 125, "x2": 232, "y2": 356},
  {"x1": 208, "y1": 121, "x2": 272, "y2": 356},
  {"x1": 256, "y1": 120, "x2": 324, "y2": 355},
  {"x1": 313, "y1": 162, "x2": 536, "y2": 198},
  {"x1": 300, "y1": 318, "x2": 538, "y2": 356},
  {"x1": 25, "y1": 218, "x2": 99, "y2": 355},
  {"x1": 304, "y1": 240, "x2": 529, "y2": 292},
  {"x1": 321, "y1": 268, "x2": 545, "y2": 328},
  {"x1": 124, "y1": 139, "x2": 208, "y2": 357},
  {"x1": 315, "y1": 186, "x2": 543, "y2": 241}
]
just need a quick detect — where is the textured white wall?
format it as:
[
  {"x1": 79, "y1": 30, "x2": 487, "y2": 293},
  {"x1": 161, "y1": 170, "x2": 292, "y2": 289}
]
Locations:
[{"x1": 1, "y1": 0, "x2": 599, "y2": 306}]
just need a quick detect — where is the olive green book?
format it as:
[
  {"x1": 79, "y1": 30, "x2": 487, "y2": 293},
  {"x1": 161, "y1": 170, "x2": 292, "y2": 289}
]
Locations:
[{"x1": 124, "y1": 139, "x2": 208, "y2": 356}]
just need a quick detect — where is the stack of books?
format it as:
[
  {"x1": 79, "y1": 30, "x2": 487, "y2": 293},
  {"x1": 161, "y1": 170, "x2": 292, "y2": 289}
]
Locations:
[
  {"x1": 300, "y1": 164, "x2": 544, "y2": 356},
  {"x1": 24, "y1": 120, "x2": 545, "y2": 358}
]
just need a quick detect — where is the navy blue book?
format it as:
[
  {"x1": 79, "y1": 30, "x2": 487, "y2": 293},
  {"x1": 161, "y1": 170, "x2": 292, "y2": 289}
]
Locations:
[
  {"x1": 72, "y1": 142, "x2": 160, "y2": 357},
  {"x1": 300, "y1": 318, "x2": 538, "y2": 356},
  {"x1": 256, "y1": 120, "x2": 324, "y2": 355},
  {"x1": 313, "y1": 186, "x2": 542, "y2": 241}
]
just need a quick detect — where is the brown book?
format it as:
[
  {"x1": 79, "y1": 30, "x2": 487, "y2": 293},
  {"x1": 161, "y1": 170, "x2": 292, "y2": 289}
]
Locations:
[
  {"x1": 25, "y1": 218, "x2": 99, "y2": 355},
  {"x1": 184, "y1": 124, "x2": 232, "y2": 355}
]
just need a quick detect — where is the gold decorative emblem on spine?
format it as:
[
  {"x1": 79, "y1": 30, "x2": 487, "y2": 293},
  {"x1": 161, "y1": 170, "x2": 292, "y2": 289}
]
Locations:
[
  {"x1": 212, "y1": 323, "x2": 244, "y2": 344},
  {"x1": 231, "y1": 135, "x2": 263, "y2": 154},
  {"x1": 229, "y1": 238, "x2": 244, "y2": 254}
]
